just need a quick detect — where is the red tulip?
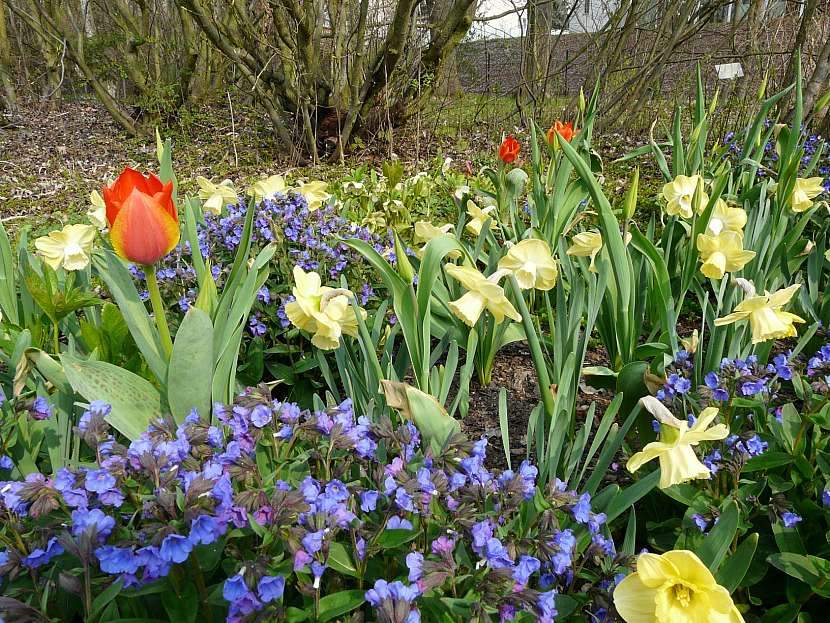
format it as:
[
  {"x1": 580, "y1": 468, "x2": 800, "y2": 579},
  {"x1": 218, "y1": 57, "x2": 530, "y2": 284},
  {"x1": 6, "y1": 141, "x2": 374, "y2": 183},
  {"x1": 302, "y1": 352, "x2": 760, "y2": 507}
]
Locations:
[
  {"x1": 103, "y1": 167, "x2": 179, "y2": 266},
  {"x1": 547, "y1": 120, "x2": 578, "y2": 145},
  {"x1": 498, "y1": 136, "x2": 520, "y2": 164}
]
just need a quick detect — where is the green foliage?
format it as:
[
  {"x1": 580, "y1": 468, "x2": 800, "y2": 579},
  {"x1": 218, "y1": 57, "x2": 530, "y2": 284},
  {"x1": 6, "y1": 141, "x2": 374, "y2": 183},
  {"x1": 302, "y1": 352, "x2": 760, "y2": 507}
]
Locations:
[
  {"x1": 167, "y1": 308, "x2": 214, "y2": 423},
  {"x1": 61, "y1": 353, "x2": 163, "y2": 440}
]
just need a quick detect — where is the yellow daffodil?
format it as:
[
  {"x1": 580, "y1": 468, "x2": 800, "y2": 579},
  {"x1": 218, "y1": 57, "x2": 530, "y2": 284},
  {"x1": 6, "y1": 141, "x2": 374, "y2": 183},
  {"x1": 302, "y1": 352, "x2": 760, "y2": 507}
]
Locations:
[
  {"x1": 34, "y1": 224, "x2": 96, "y2": 271},
  {"x1": 247, "y1": 174, "x2": 286, "y2": 202},
  {"x1": 627, "y1": 397, "x2": 728, "y2": 489},
  {"x1": 789, "y1": 177, "x2": 825, "y2": 213},
  {"x1": 414, "y1": 221, "x2": 454, "y2": 243},
  {"x1": 566, "y1": 230, "x2": 603, "y2": 273},
  {"x1": 707, "y1": 199, "x2": 747, "y2": 235},
  {"x1": 696, "y1": 231, "x2": 756, "y2": 279},
  {"x1": 285, "y1": 266, "x2": 324, "y2": 332},
  {"x1": 662, "y1": 174, "x2": 708, "y2": 219},
  {"x1": 498, "y1": 239, "x2": 558, "y2": 290},
  {"x1": 196, "y1": 176, "x2": 237, "y2": 215},
  {"x1": 614, "y1": 549, "x2": 744, "y2": 623},
  {"x1": 465, "y1": 200, "x2": 497, "y2": 237},
  {"x1": 87, "y1": 190, "x2": 108, "y2": 230},
  {"x1": 714, "y1": 284, "x2": 804, "y2": 344},
  {"x1": 414, "y1": 221, "x2": 459, "y2": 259},
  {"x1": 296, "y1": 180, "x2": 330, "y2": 211},
  {"x1": 825, "y1": 249, "x2": 830, "y2": 262},
  {"x1": 308, "y1": 291, "x2": 360, "y2": 350},
  {"x1": 284, "y1": 266, "x2": 365, "y2": 350},
  {"x1": 444, "y1": 264, "x2": 520, "y2": 326}
]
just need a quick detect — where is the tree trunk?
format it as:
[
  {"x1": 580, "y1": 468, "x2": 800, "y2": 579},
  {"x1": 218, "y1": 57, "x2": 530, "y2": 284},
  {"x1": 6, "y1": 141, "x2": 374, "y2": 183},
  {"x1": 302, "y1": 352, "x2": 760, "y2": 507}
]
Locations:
[
  {"x1": 0, "y1": 0, "x2": 17, "y2": 110},
  {"x1": 804, "y1": 36, "x2": 830, "y2": 120}
]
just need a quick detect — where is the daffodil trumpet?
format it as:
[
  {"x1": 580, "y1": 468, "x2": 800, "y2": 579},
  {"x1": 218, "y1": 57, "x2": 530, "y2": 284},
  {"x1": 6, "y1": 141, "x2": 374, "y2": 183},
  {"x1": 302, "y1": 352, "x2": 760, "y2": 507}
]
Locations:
[{"x1": 614, "y1": 549, "x2": 745, "y2": 623}]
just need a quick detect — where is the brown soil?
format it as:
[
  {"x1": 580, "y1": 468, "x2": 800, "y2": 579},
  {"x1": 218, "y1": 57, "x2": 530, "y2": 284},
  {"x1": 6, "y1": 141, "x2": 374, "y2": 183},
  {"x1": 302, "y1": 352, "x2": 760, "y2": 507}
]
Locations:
[{"x1": 461, "y1": 342, "x2": 617, "y2": 471}]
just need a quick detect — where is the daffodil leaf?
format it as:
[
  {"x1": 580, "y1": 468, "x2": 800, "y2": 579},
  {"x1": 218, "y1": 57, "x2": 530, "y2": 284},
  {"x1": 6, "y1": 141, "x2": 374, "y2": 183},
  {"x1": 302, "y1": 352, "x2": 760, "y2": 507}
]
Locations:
[
  {"x1": 0, "y1": 219, "x2": 18, "y2": 325},
  {"x1": 603, "y1": 469, "x2": 659, "y2": 522},
  {"x1": 698, "y1": 501, "x2": 738, "y2": 571}
]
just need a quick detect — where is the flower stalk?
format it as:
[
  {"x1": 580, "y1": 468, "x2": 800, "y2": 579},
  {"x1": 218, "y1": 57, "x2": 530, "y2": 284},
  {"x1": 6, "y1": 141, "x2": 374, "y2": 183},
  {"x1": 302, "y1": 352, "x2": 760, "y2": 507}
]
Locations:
[
  {"x1": 509, "y1": 276, "x2": 555, "y2": 425},
  {"x1": 144, "y1": 265, "x2": 174, "y2": 357}
]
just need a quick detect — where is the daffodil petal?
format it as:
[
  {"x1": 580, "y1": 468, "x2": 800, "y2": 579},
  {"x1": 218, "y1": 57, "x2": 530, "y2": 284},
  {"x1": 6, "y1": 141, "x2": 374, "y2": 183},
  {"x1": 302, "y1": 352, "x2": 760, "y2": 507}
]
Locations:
[{"x1": 613, "y1": 573, "x2": 659, "y2": 623}]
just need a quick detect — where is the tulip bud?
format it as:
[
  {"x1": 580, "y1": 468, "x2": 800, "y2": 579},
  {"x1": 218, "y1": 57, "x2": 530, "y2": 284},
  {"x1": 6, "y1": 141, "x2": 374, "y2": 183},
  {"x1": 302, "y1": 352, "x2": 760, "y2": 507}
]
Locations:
[
  {"x1": 103, "y1": 167, "x2": 179, "y2": 266},
  {"x1": 578, "y1": 88, "x2": 586, "y2": 116}
]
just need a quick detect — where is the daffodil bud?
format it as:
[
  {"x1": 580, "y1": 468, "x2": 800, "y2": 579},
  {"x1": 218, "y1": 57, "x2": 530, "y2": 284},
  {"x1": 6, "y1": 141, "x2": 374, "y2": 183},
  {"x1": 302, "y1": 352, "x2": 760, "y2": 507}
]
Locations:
[
  {"x1": 757, "y1": 70, "x2": 768, "y2": 101},
  {"x1": 394, "y1": 232, "x2": 415, "y2": 284},
  {"x1": 623, "y1": 167, "x2": 639, "y2": 223}
]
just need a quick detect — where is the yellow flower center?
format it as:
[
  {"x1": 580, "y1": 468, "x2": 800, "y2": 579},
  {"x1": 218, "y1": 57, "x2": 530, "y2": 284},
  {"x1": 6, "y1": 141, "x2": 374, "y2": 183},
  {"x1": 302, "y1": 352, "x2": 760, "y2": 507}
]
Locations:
[
  {"x1": 671, "y1": 583, "x2": 693, "y2": 608},
  {"x1": 659, "y1": 423, "x2": 682, "y2": 444}
]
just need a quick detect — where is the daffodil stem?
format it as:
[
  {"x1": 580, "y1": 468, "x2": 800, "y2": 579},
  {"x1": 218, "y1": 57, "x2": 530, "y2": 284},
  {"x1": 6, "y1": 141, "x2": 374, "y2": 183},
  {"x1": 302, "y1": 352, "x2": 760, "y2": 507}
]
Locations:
[
  {"x1": 52, "y1": 321, "x2": 60, "y2": 355},
  {"x1": 145, "y1": 266, "x2": 174, "y2": 358},
  {"x1": 510, "y1": 276, "x2": 555, "y2": 426}
]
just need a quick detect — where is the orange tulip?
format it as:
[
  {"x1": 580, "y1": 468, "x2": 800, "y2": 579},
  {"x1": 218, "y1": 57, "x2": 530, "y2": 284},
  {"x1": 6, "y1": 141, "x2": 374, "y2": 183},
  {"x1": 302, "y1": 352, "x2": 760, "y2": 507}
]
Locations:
[
  {"x1": 498, "y1": 136, "x2": 520, "y2": 164},
  {"x1": 103, "y1": 167, "x2": 179, "y2": 266},
  {"x1": 547, "y1": 120, "x2": 578, "y2": 145}
]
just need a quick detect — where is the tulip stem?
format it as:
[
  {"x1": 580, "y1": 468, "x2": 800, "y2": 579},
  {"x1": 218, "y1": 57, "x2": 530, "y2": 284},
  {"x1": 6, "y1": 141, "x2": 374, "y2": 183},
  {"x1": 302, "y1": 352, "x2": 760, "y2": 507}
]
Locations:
[{"x1": 145, "y1": 266, "x2": 174, "y2": 358}]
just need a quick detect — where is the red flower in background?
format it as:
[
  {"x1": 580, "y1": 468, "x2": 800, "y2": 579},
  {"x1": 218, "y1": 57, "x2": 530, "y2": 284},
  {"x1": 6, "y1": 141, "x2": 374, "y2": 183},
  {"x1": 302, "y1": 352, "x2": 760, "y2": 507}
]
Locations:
[
  {"x1": 547, "y1": 120, "x2": 578, "y2": 145},
  {"x1": 498, "y1": 136, "x2": 520, "y2": 164},
  {"x1": 102, "y1": 167, "x2": 179, "y2": 266}
]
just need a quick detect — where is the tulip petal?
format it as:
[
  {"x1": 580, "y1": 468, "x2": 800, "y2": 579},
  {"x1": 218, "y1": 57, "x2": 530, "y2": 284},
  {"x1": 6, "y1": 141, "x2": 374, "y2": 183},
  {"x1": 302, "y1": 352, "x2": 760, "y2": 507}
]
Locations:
[
  {"x1": 152, "y1": 181, "x2": 176, "y2": 222},
  {"x1": 103, "y1": 167, "x2": 150, "y2": 225},
  {"x1": 109, "y1": 189, "x2": 180, "y2": 265}
]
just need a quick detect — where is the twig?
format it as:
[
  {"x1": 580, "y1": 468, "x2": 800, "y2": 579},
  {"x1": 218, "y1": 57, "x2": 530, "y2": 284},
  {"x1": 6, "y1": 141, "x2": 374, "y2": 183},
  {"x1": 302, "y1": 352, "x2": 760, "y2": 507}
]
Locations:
[{"x1": 226, "y1": 91, "x2": 239, "y2": 169}]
